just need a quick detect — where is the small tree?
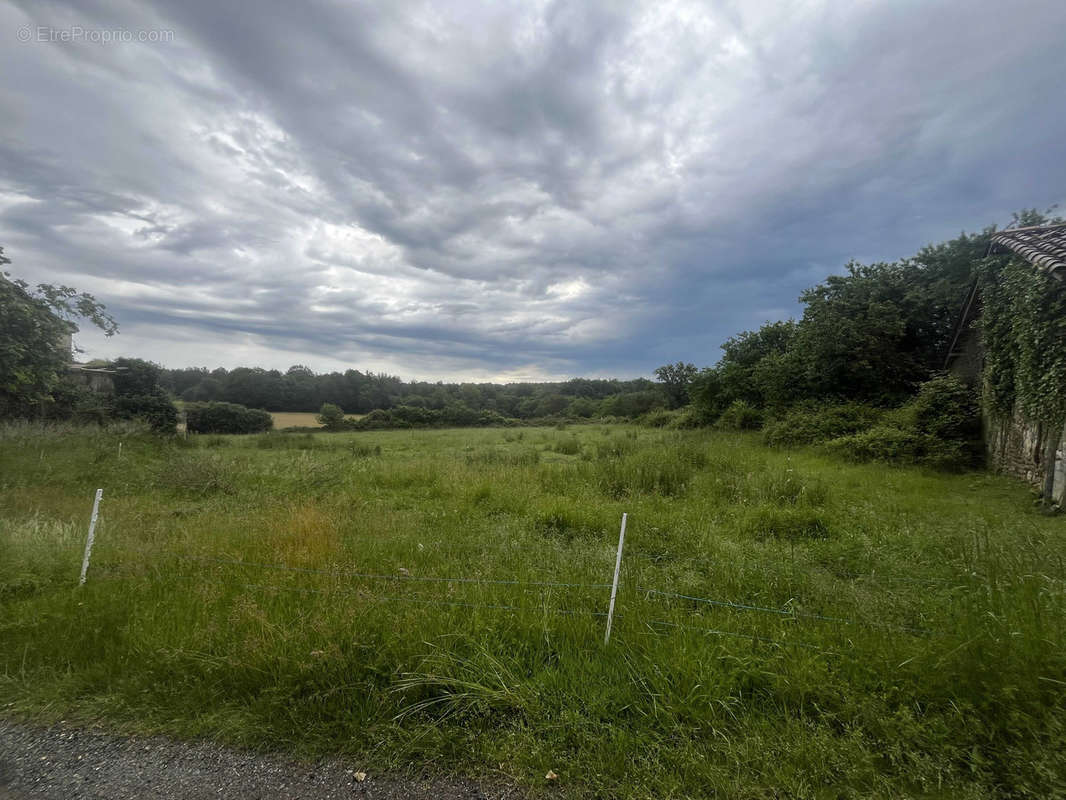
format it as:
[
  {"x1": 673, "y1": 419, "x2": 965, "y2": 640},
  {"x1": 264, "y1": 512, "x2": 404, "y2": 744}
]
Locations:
[
  {"x1": 316, "y1": 402, "x2": 346, "y2": 430},
  {"x1": 1, "y1": 248, "x2": 118, "y2": 417},
  {"x1": 654, "y1": 362, "x2": 698, "y2": 409}
]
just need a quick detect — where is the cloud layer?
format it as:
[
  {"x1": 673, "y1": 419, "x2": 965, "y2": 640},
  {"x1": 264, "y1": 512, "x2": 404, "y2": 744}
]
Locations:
[{"x1": 2, "y1": 0, "x2": 1064, "y2": 380}]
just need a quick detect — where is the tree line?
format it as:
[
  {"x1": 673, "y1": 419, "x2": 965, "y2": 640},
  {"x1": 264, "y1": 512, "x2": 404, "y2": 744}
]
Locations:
[{"x1": 161, "y1": 365, "x2": 664, "y2": 420}]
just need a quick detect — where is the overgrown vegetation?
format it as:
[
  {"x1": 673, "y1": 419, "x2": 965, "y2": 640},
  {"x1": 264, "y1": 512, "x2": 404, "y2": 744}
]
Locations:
[
  {"x1": 2, "y1": 424, "x2": 1064, "y2": 798},
  {"x1": 978, "y1": 254, "x2": 1066, "y2": 426},
  {"x1": 680, "y1": 209, "x2": 1066, "y2": 474},
  {"x1": 185, "y1": 401, "x2": 273, "y2": 434}
]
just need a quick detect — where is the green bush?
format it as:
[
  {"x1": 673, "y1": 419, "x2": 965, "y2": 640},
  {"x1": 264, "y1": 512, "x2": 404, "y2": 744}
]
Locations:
[
  {"x1": 824, "y1": 425, "x2": 969, "y2": 470},
  {"x1": 824, "y1": 377, "x2": 981, "y2": 470},
  {"x1": 715, "y1": 400, "x2": 763, "y2": 430},
  {"x1": 639, "y1": 409, "x2": 678, "y2": 428},
  {"x1": 665, "y1": 407, "x2": 709, "y2": 429},
  {"x1": 316, "y1": 402, "x2": 346, "y2": 431},
  {"x1": 824, "y1": 425, "x2": 925, "y2": 464},
  {"x1": 185, "y1": 401, "x2": 273, "y2": 434},
  {"x1": 763, "y1": 402, "x2": 883, "y2": 447},
  {"x1": 112, "y1": 391, "x2": 178, "y2": 434},
  {"x1": 392, "y1": 405, "x2": 440, "y2": 426},
  {"x1": 909, "y1": 374, "x2": 981, "y2": 443}
]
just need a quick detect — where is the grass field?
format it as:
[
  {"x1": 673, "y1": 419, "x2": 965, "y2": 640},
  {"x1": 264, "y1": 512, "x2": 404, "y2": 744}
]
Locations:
[
  {"x1": 1, "y1": 423, "x2": 1064, "y2": 798},
  {"x1": 269, "y1": 411, "x2": 364, "y2": 428}
]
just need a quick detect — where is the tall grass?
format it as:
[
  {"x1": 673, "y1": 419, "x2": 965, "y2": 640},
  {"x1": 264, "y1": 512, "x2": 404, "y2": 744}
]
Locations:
[{"x1": 1, "y1": 422, "x2": 1064, "y2": 797}]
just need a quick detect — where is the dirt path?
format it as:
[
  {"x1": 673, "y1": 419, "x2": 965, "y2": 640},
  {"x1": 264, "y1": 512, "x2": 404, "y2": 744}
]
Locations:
[{"x1": 0, "y1": 720, "x2": 510, "y2": 800}]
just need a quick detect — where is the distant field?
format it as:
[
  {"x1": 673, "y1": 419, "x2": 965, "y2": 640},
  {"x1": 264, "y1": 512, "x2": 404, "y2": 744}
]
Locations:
[
  {"x1": 270, "y1": 411, "x2": 363, "y2": 428},
  {"x1": 1, "y1": 424, "x2": 1064, "y2": 797}
]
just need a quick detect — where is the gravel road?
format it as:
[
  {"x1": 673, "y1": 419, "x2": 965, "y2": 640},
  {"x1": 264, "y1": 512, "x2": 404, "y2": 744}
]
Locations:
[{"x1": 0, "y1": 720, "x2": 512, "y2": 800}]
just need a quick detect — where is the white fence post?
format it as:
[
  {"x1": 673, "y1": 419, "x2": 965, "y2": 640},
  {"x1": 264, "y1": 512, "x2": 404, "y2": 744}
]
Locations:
[
  {"x1": 79, "y1": 489, "x2": 103, "y2": 586},
  {"x1": 604, "y1": 512, "x2": 628, "y2": 645}
]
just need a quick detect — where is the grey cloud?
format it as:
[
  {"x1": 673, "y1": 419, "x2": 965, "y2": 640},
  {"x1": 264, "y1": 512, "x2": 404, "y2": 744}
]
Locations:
[{"x1": 1, "y1": 0, "x2": 1064, "y2": 380}]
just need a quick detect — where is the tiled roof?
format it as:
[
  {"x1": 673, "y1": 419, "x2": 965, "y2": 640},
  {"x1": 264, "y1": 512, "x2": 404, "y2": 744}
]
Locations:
[{"x1": 991, "y1": 224, "x2": 1066, "y2": 280}]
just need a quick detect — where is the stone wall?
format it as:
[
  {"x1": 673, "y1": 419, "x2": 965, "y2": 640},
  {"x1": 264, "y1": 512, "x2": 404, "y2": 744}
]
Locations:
[
  {"x1": 986, "y1": 406, "x2": 1066, "y2": 505},
  {"x1": 65, "y1": 367, "x2": 115, "y2": 394}
]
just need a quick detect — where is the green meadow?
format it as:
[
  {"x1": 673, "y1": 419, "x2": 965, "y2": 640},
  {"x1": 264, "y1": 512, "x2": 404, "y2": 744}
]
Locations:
[{"x1": 1, "y1": 423, "x2": 1064, "y2": 798}]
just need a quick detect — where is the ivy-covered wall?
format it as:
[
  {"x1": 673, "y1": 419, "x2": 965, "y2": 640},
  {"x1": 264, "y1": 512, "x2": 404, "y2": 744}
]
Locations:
[{"x1": 977, "y1": 256, "x2": 1066, "y2": 503}]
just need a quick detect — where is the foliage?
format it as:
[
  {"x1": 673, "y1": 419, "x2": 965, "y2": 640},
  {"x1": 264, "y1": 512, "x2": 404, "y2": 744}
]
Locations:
[
  {"x1": 714, "y1": 399, "x2": 763, "y2": 430},
  {"x1": 762, "y1": 402, "x2": 883, "y2": 448},
  {"x1": 103, "y1": 357, "x2": 176, "y2": 433},
  {"x1": 112, "y1": 393, "x2": 178, "y2": 434},
  {"x1": 907, "y1": 374, "x2": 982, "y2": 443},
  {"x1": 316, "y1": 402, "x2": 346, "y2": 431},
  {"x1": 0, "y1": 252, "x2": 117, "y2": 416},
  {"x1": 824, "y1": 377, "x2": 981, "y2": 470},
  {"x1": 110, "y1": 357, "x2": 162, "y2": 397},
  {"x1": 690, "y1": 225, "x2": 1000, "y2": 421},
  {"x1": 653, "y1": 361, "x2": 698, "y2": 409},
  {"x1": 165, "y1": 363, "x2": 661, "y2": 420},
  {"x1": 794, "y1": 262, "x2": 941, "y2": 403},
  {"x1": 691, "y1": 322, "x2": 797, "y2": 417},
  {"x1": 185, "y1": 401, "x2": 273, "y2": 434},
  {"x1": 638, "y1": 408, "x2": 679, "y2": 428},
  {"x1": 979, "y1": 255, "x2": 1066, "y2": 425}
]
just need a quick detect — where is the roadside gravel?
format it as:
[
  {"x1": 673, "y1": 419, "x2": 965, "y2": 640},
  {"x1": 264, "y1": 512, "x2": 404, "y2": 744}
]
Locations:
[{"x1": 0, "y1": 719, "x2": 512, "y2": 800}]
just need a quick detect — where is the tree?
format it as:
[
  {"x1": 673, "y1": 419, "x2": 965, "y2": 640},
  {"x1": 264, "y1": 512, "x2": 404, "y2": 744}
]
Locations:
[
  {"x1": 654, "y1": 362, "x2": 698, "y2": 409},
  {"x1": 110, "y1": 357, "x2": 163, "y2": 397},
  {"x1": 108, "y1": 357, "x2": 176, "y2": 434},
  {"x1": 0, "y1": 248, "x2": 118, "y2": 416},
  {"x1": 316, "y1": 402, "x2": 346, "y2": 430}
]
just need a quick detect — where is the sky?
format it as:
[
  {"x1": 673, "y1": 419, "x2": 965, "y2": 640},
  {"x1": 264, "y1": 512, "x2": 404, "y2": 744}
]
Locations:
[{"x1": 2, "y1": 0, "x2": 1065, "y2": 382}]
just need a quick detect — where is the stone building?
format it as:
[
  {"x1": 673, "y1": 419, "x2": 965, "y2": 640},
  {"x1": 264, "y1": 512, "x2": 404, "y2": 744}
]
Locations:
[
  {"x1": 945, "y1": 223, "x2": 1066, "y2": 505},
  {"x1": 59, "y1": 332, "x2": 117, "y2": 394}
]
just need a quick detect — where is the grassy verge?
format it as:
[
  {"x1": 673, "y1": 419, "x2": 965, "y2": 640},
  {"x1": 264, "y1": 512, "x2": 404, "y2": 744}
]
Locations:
[{"x1": 1, "y1": 422, "x2": 1064, "y2": 798}]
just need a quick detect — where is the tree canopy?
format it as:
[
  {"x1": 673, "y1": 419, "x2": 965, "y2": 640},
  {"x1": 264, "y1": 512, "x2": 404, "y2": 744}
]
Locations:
[
  {"x1": 0, "y1": 248, "x2": 118, "y2": 416},
  {"x1": 690, "y1": 211, "x2": 1061, "y2": 420}
]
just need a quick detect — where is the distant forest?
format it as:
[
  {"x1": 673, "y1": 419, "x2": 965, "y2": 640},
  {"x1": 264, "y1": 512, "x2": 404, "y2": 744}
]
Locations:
[{"x1": 161, "y1": 367, "x2": 664, "y2": 420}]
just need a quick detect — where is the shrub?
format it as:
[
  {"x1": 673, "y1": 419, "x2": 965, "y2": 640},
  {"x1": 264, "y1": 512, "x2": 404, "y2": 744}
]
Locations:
[
  {"x1": 640, "y1": 409, "x2": 678, "y2": 428},
  {"x1": 316, "y1": 402, "x2": 346, "y2": 431},
  {"x1": 112, "y1": 391, "x2": 178, "y2": 434},
  {"x1": 185, "y1": 401, "x2": 273, "y2": 434},
  {"x1": 355, "y1": 409, "x2": 399, "y2": 429},
  {"x1": 824, "y1": 425, "x2": 926, "y2": 464},
  {"x1": 823, "y1": 377, "x2": 981, "y2": 470},
  {"x1": 763, "y1": 402, "x2": 883, "y2": 448},
  {"x1": 441, "y1": 403, "x2": 481, "y2": 426},
  {"x1": 909, "y1": 374, "x2": 981, "y2": 443},
  {"x1": 715, "y1": 400, "x2": 763, "y2": 431},
  {"x1": 665, "y1": 407, "x2": 709, "y2": 429},
  {"x1": 392, "y1": 405, "x2": 441, "y2": 426}
]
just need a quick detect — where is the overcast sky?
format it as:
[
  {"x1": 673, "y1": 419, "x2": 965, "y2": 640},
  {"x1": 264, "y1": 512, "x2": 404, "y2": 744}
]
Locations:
[{"x1": 2, "y1": 0, "x2": 1064, "y2": 381}]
